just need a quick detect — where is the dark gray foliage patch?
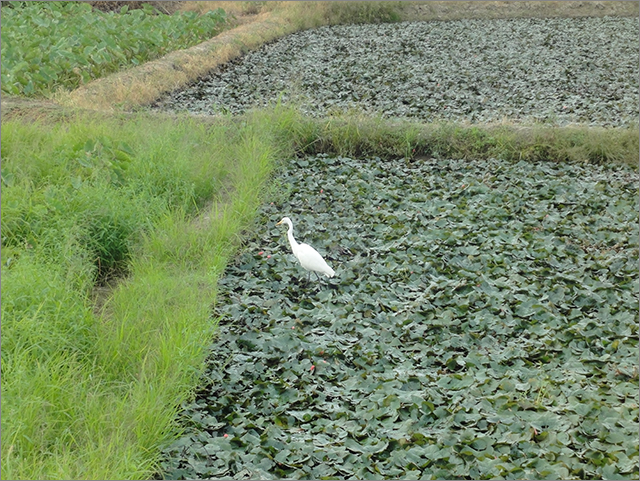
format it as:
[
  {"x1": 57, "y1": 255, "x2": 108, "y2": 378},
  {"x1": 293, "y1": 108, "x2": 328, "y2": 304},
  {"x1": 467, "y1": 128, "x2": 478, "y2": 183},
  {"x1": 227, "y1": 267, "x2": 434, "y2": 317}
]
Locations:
[
  {"x1": 154, "y1": 17, "x2": 639, "y2": 127},
  {"x1": 160, "y1": 156, "x2": 639, "y2": 480}
]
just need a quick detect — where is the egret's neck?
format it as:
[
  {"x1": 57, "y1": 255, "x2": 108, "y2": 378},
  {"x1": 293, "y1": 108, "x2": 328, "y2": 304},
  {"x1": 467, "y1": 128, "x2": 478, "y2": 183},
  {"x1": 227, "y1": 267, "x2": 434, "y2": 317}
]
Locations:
[{"x1": 286, "y1": 222, "x2": 299, "y2": 254}]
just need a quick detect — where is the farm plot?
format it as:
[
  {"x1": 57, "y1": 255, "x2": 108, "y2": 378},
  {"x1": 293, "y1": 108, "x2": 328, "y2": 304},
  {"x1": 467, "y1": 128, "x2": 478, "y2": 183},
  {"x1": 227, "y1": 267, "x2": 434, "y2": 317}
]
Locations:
[
  {"x1": 155, "y1": 16, "x2": 639, "y2": 127},
  {"x1": 0, "y1": 2, "x2": 228, "y2": 96},
  {"x1": 161, "y1": 155, "x2": 638, "y2": 480}
]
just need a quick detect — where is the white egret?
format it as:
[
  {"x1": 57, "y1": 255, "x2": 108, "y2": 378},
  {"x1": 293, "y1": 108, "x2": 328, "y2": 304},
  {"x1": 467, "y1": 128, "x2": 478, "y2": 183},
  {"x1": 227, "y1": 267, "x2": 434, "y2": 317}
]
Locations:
[{"x1": 276, "y1": 217, "x2": 335, "y2": 281}]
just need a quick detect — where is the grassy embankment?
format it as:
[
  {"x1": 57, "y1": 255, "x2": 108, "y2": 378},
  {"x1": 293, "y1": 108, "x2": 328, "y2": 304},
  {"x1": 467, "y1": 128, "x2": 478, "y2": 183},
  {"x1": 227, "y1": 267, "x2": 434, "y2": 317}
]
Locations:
[
  {"x1": 2, "y1": 2, "x2": 637, "y2": 480},
  {"x1": 1, "y1": 108, "x2": 298, "y2": 480}
]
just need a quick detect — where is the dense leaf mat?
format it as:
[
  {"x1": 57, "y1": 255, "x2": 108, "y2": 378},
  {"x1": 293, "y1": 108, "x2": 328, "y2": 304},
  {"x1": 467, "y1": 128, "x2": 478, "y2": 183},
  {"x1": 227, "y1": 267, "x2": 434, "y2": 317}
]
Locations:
[
  {"x1": 156, "y1": 17, "x2": 639, "y2": 127},
  {"x1": 161, "y1": 156, "x2": 638, "y2": 480}
]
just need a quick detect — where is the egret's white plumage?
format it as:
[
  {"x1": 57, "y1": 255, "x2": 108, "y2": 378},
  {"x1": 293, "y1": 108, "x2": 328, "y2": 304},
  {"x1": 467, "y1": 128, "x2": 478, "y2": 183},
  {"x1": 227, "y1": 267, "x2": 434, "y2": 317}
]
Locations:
[{"x1": 276, "y1": 217, "x2": 335, "y2": 280}]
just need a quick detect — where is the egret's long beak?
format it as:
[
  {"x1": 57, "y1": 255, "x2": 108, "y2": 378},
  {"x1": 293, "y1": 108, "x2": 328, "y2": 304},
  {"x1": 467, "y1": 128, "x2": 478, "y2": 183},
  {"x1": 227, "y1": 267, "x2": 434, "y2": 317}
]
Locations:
[{"x1": 276, "y1": 220, "x2": 283, "y2": 226}]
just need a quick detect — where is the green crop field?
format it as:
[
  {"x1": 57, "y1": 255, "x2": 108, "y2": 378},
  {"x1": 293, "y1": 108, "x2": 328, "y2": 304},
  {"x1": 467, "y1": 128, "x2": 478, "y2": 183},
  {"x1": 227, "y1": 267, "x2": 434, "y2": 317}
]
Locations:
[{"x1": 1, "y1": 1, "x2": 228, "y2": 96}]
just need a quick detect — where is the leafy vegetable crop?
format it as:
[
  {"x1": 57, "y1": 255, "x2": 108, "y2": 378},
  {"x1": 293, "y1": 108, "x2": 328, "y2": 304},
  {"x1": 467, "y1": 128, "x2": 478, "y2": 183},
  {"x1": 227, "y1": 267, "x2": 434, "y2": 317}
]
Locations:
[
  {"x1": 161, "y1": 156, "x2": 639, "y2": 480},
  {"x1": 156, "y1": 16, "x2": 639, "y2": 127},
  {"x1": 1, "y1": 1, "x2": 228, "y2": 96}
]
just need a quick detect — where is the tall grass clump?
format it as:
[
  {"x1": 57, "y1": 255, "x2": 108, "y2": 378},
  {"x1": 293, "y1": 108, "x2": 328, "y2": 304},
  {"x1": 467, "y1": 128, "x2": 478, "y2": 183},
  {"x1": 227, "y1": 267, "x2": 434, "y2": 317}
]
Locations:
[
  {"x1": 1, "y1": 109, "x2": 289, "y2": 480},
  {"x1": 320, "y1": 1, "x2": 402, "y2": 24},
  {"x1": 287, "y1": 112, "x2": 639, "y2": 169}
]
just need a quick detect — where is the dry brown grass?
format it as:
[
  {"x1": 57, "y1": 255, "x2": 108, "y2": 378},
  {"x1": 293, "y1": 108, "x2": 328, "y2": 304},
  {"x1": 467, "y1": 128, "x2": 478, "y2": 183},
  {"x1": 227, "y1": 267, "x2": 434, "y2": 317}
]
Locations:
[
  {"x1": 89, "y1": 1, "x2": 183, "y2": 14},
  {"x1": 179, "y1": 1, "x2": 282, "y2": 18},
  {"x1": 176, "y1": 1, "x2": 640, "y2": 22}
]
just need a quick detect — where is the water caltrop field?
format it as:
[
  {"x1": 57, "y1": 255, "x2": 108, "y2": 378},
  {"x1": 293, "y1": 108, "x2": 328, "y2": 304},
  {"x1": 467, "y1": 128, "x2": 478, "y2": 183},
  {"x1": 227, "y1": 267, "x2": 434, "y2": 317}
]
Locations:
[
  {"x1": 156, "y1": 16, "x2": 639, "y2": 127},
  {"x1": 161, "y1": 155, "x2": 638, "y2": 480}
]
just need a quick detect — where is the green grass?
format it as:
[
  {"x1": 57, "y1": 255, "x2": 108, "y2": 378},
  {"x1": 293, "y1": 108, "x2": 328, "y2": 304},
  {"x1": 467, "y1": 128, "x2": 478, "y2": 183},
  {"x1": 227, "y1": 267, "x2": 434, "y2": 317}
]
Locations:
[
  {"x1": 291, "y1": 112, "x2": 640, "y2": 168},
  {"x1": 0, "y1": 109, "x2": 288, "y2": 480},
  {"x1": 1, "y1": 104, "x2": 637, "y2": 480}
]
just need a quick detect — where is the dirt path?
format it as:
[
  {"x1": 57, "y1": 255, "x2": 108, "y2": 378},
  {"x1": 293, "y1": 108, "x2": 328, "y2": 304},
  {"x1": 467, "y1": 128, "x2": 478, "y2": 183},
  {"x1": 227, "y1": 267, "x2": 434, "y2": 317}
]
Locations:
[{"x1": 400, "y1": 1, "x2": 638, "y2": 22}]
